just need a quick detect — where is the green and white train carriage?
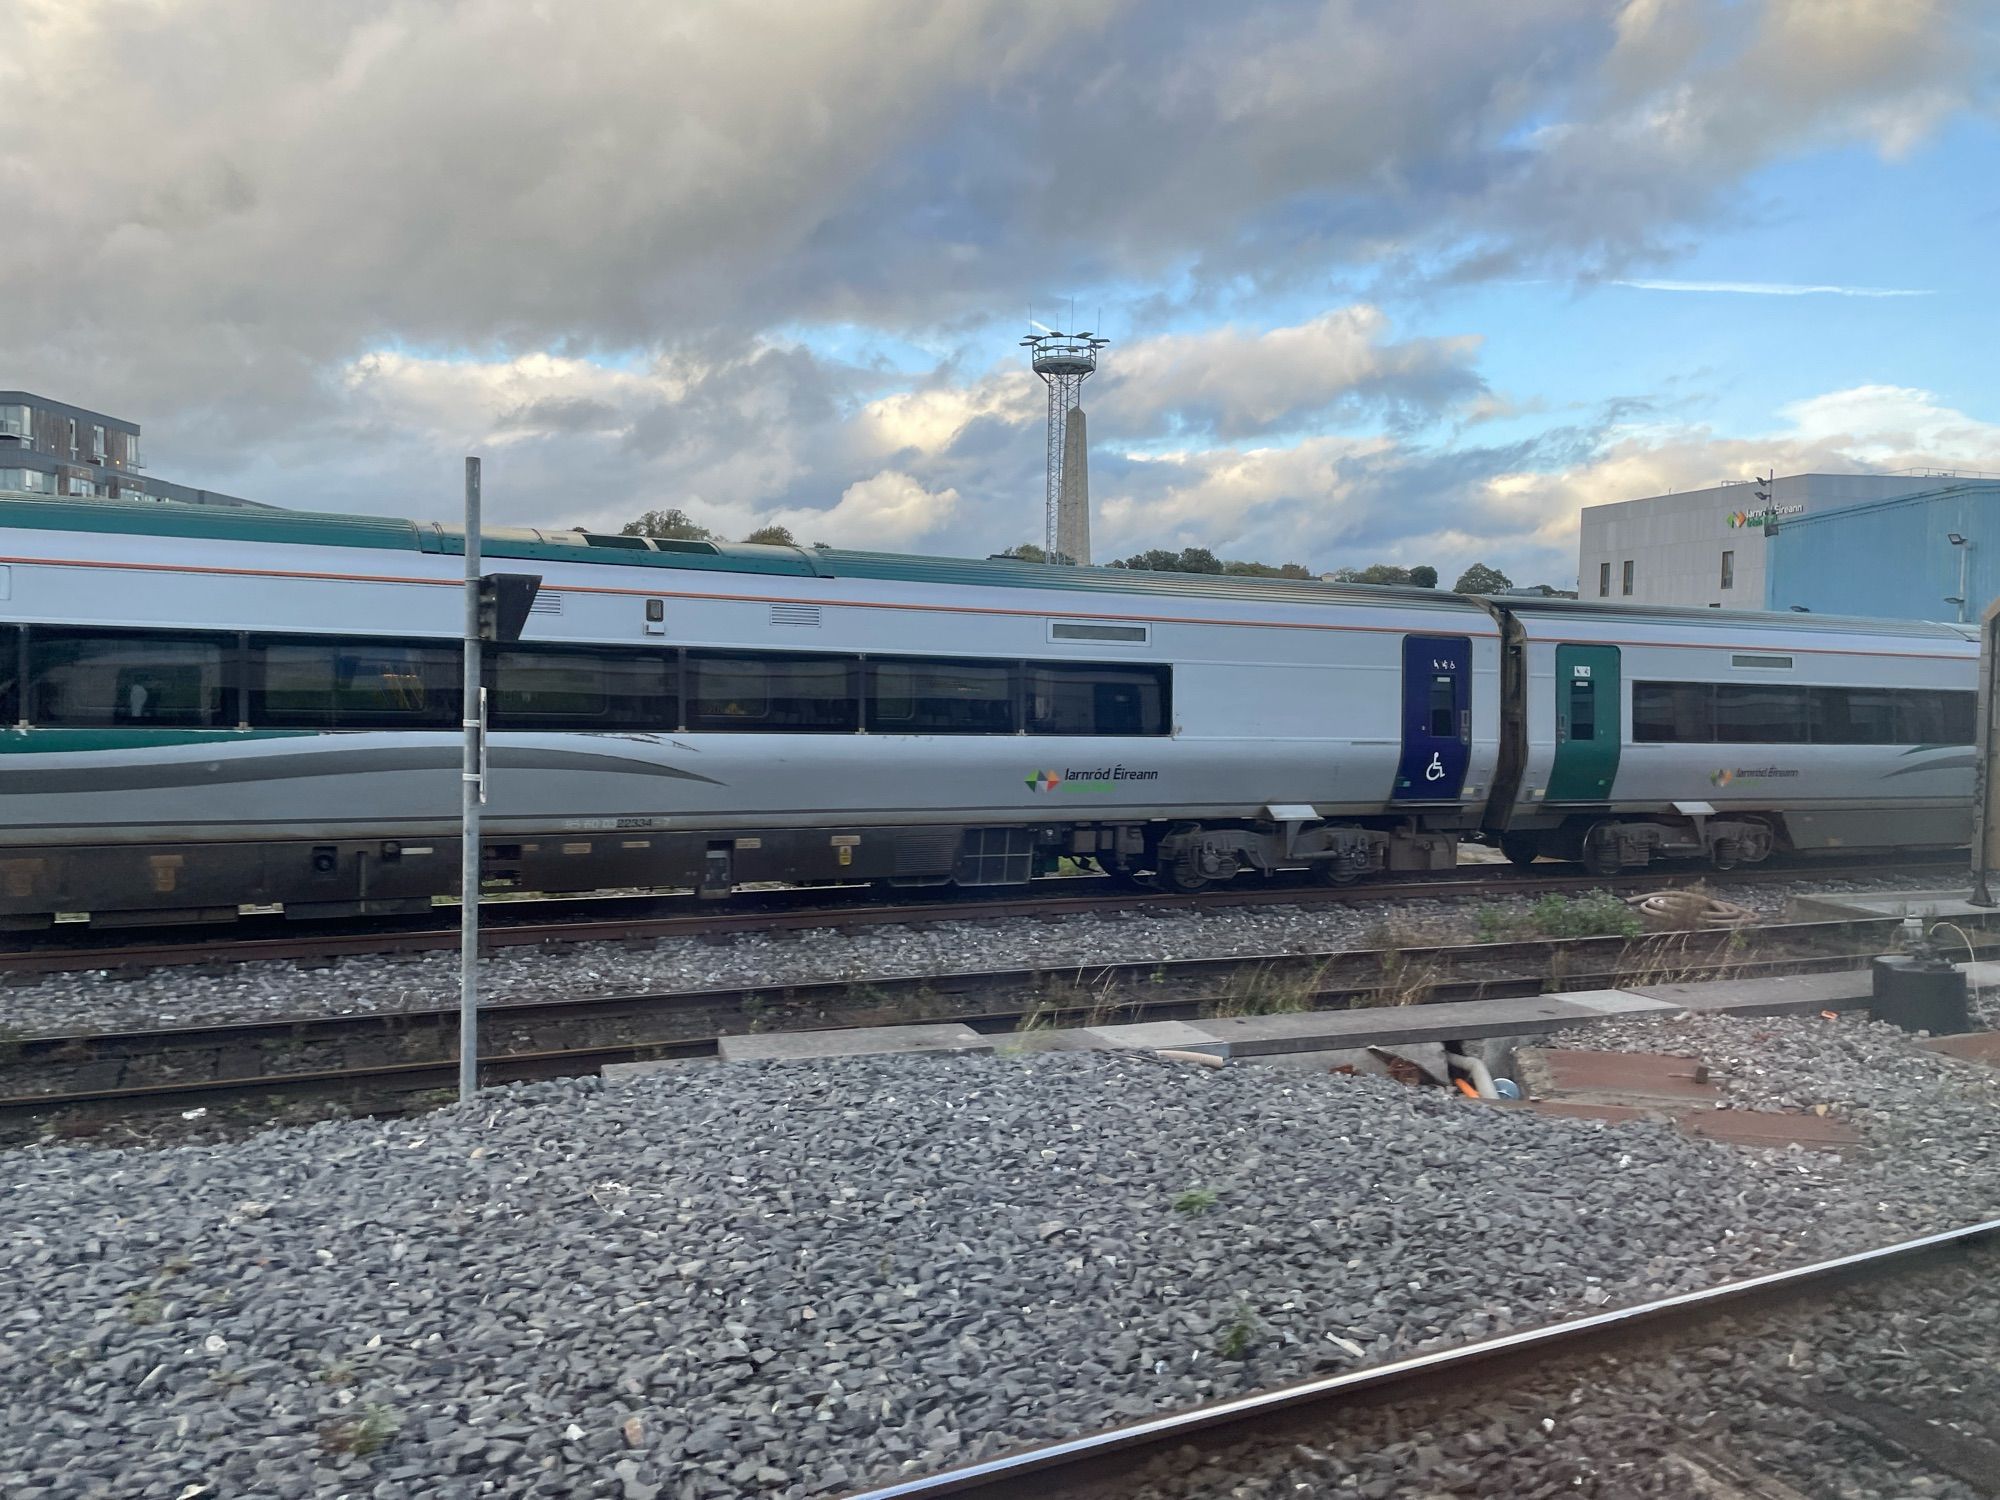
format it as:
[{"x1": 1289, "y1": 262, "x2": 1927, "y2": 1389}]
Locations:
[
  {"x1": 0, "y1": 495, "x2": 1501, "y2": 926},
  {"x1": 0, "y1": 495, "x2": 1977, "y2": 926},
  {"x1": 1481, "y1": 597, "x2": 1978, "y2": 873}
]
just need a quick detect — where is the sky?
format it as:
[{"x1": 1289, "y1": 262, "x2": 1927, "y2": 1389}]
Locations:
[{"x1": 4, "y1": 0, "x2": 1997, "y2": 588}]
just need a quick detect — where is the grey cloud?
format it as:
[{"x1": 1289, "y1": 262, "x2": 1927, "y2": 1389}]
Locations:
[{"x1": 8, "y1": 0, "x2": 1984, "y2": 434}]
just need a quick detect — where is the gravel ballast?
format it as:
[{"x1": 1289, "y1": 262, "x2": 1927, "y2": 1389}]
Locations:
[
  {"x1": 0, "y1": 871, "x2": 1947, "y2": 1037},
  {"x1": 4, "y1": 1008, "x2": 1999, "y2": 1499},
  {"x1": 1124, "y1": 1245, "x2": 2000, "y2": 1500}
]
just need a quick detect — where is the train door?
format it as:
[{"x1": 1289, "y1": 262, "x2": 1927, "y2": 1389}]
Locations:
[
  {"x1": 1547, "y1": 644, "x2": 1621, "y2": 801},
  {"x1": 1394, "y1": 635, "x2": 1470, "y2": 801}
]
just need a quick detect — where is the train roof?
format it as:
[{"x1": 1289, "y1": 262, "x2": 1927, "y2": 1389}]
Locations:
[
  {"x1": 0, "y1": 494, "x2": 1977, "y2": 639},
  {"x1": 0, "y1": 494, "x2": 1485, "y2": 614},
  {"x1": 1487, "y1": 591, "x2": 1979, "y2": 642}
]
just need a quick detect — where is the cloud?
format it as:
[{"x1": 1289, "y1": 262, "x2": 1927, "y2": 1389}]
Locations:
[
  {"x1": 1093, "y1": 307, "x2": 1485, "y2": 440},
  {"x1": 765, "y1": 470, "x2": 962, "y2": 550},
  {"x1": 0, "y1": 1, "x2": 1989, "y2": 589},
  {"x1": 4, "y1": 0, "x2": 1986, "y2": 436},
  {"x1": 1611, "y1": 280, "x2": 1934, "y2": 297}
]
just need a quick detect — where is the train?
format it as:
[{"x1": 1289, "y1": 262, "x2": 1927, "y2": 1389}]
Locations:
[{"x1": 0, "y1": 493, "x2": 1978, "y2": 927}]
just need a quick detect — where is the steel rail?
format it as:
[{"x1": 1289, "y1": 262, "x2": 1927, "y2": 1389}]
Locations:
[
  {"x1": 0, "y1": 854, "x2": 1963, "y2": 976},
  {"x1": 841, "y1": 1218, "x2": 2000, "y2": 1500},
  {"x1": 0, "y1": 912, "x2": 1954, "y2": 1069},
  {"x1": 0, "y1": 922, "x2": 1978, "y2": 1125}
]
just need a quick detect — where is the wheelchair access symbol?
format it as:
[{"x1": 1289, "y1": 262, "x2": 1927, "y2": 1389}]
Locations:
[{"x1": 1424, "y1": 752, "x2": 1445, "y2": 782}]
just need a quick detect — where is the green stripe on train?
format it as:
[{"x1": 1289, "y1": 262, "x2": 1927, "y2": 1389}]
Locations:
[{"x1": 0, "y1": 729, "x2": 318, "y2": 753}]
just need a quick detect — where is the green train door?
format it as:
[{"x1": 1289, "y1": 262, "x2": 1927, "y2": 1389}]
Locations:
[{"x1": 1547, "y1": 644, "x2": 1621, "y2": 802}]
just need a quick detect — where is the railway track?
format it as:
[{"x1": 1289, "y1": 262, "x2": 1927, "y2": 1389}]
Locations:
[
  {"x1": 3, "y1": 910, "x2": 1991, "y2": 1133},
  {"x1": 0, "y1": 852, "x2": 1965, "y2": 977},
  {"x1": 843, "y1": 1219, "x2": 2000, "y2": 1500}
]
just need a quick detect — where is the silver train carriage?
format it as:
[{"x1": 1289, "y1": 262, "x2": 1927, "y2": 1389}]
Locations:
[
  {"x1": 0, "y1": 496, "x2": 1502, "y2": 925},
  {"x1": 0, "y1": 497, "x2": 1976, "y2": 925}
]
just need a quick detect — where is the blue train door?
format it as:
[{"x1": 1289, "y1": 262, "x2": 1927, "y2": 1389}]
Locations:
[{"x1": 1394, "y1": 635, "x2": 1471, "y2": 801}]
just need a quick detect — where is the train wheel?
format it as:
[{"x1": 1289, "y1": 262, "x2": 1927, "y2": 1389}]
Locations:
[
  {"x1": 1581, "y1": 826, "x2": 1623, "y2": 877},
  {"x1": 1313, "y1": 859, "x2": 1362, "y2": 886},
  {"x1": 1158, "y1": 857, "x2": 1213, "y2": 894},
  {"x1": 1710, "y1": 837, "x2": 1740, "y2": 872},
  {"x1": 1499, "y1": 833, "x2": 1540, "y2": 868}
]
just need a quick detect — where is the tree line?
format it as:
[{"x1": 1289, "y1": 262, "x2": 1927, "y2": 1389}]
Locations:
[
  {"x1": 619, "y1": 509, "x2": 1540, "y2": 595},
  {"x1": 620, "y1": 508, "x2": 799, "y2": 548}
]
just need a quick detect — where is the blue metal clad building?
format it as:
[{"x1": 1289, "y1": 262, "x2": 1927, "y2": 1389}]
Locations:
[{"x1": 1765, "y1": 481, "x2": 2000, "y2": 622}]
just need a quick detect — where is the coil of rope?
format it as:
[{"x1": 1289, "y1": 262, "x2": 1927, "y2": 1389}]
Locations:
[{"x1": 1626, "y1": 888, "x2": 1759, "y2": 930}]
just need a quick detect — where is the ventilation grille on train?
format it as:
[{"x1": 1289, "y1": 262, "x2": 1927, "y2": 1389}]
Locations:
[
  {"x1": 770, "y1": 604, "x2": 822, "y2": 627},
  {"x1": 529, "y1": 591, "x2": 563, "y2": 615}
]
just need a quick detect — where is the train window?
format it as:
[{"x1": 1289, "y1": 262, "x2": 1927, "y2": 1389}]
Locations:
[
  {"x1": 1899, "y1": 689, "x2": 1976, "y2": 746},
  {"x1": 1567, "y1": 676, "x2": 1596, "y2": 741},
  {"x1": 685, "y1": 652, "x2": 857, "y2": 732},
  {"x1": 491, "y1": 647, "x2": 676, "y2": 732},
  {"x1": 1025, "y1": 662, "x2": 1170, "y2": 736},
  {"x1": 1631, "y1": 682, "x2": 1712, "y2": 743},
  {"x1": 27, "y1": 630, "x2": 232, "y2": 727},
  {"x1": 868, "y1": 659, "x2": 1015, "y2": 734},
  {"x1": 1429, "y1": 675, "x2": 1456, "y2": 736},
  {"x1": 0, "y1": 626, "x2": 17, "y2": 723},
  {"x1": 250, "y1": 638, "x2": 460, "y2": 729},
  {"x1": 1812, "y1": 687, "x2": 1899, "y2": 745},
  {"x1": 1713, "y1": 684, "x2": 1808, "y2": 743}
]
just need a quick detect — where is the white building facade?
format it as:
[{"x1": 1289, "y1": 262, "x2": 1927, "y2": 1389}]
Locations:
[{"x1": 1576, "y1": 473, "x2": 1966, "y2": 609}]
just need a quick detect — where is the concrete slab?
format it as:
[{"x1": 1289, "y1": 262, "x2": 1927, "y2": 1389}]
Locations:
[
  {"x1": 1146, "y1": 991, "x2": 1674, "y2": 1059},
  {"x1": 1920, "y1": 1030, "x2": 2000, "y2": 1068},
  {"x1": 1074, "y1": 1020, "x2": 1217, "y2": 1052},
  {"x1": 1629, "y1": 970, "x2": 1873, "y2": 1016},
  {"x1": 1676, "y1": 1109, "x2": 1859, "y2": 1152},
  {"x1": 1789, "y1": 888, "x2": 1991, "y2": 922},
  {"x1": 717, "y1": 1022, "x2": 993, "y2": 1063},
  {"x1": 1561, "y1": 989, "x2": 1680, "y2": 1015}
]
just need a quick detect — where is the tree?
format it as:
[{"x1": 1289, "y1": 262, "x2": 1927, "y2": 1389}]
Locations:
[
  {"x1": 741, "y1": 524, "x2": 796, "y2": 547},
  {"x1": 992, "y1": 542, "x2": 1048, "y2": 562},
  {"x1": 1222, "y1": 560, "x2": 1314, "y2": 579},
  {"x1": 621, "y1": 507, "x2": 712, "y2": 541},
  {"x1": 1329, "y1": 563, "x2": 1415, "y2": 586},
  {"x1": 1452, "y1": 562, "x2": 1513, "y2": 594},
  {"x1": 1111, "y1": 547, "x2": 1222, "y2": 574},
  {"x1": 1408, "y1": 565, "x2": 1438, "y2": 589}
]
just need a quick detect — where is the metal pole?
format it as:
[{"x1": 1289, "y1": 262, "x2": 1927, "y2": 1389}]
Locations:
[
  {"x1": 1960, "y1": 544, "x2": 1971, "y2": 625},
  {"x1": 459, "y1": 457, "x2": 482, "y2": 1100}
]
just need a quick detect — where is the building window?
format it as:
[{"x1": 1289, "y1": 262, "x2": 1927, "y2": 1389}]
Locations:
[
  {"x1": 1596, "y1": 562, "x2": 1609, "y2": 597},
  {"x1": 89, "y1": 425, "x2": 106, "y2": 461},
  {"x1": 129, "y1": 435, "x2": 143, "y2": 470},
  {"x1": 0, "y1": 404, "x2": 29, "y2": 441},
  {"x1": 1621, "y1": 560, "x2": 1634, "y2": 596},
  {"x1": 1720, "y1": 550, "x2": 1734, "y2": 590},
  {"x1": 67, "y1": 476, "x2": 97, "y2": 497},
  {"x1": 66, "y1": 418, "x2": 77, "y2": 457}
]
